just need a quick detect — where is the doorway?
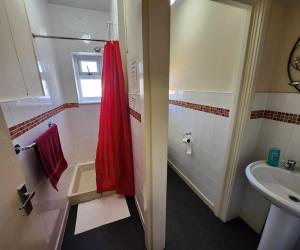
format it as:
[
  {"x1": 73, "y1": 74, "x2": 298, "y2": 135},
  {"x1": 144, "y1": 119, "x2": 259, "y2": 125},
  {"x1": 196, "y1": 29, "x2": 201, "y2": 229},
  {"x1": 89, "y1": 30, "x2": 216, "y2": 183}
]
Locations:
[
  {"x1": 166, "y1": 0, "x2": 253, "y2": 248},
  {"x1": 140, "y1": 0, "x2": 272, "y2": 248}
]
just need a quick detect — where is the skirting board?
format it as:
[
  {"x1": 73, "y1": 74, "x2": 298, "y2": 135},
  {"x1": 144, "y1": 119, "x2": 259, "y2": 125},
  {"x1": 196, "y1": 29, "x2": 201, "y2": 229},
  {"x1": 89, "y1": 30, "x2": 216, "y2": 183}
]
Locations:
[
  {"x1": 135, "y1": 196, "x2": 145, "y2": 229},
  {"x1": 168, "y1": 160, "x2": 215, "y2": 211},
  {"x1": 55, "y1": 200, "x2": 70, "y2": 250}
]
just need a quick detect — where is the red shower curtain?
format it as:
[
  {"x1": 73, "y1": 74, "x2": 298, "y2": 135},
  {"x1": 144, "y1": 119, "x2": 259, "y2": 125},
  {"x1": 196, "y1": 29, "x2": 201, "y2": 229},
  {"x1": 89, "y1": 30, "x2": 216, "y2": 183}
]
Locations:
[{"x1": 95, "y1": 41, "x2": 135, "y2": 196}]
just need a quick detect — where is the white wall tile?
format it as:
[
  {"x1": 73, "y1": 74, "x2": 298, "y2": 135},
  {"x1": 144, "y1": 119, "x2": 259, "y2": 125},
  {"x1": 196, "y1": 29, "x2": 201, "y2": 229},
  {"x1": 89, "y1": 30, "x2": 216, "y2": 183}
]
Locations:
[
  {"x1": 266, "y1": 93, "x2": 300, "y2": 114},
  {"x1": 0, "y1": 1, "x2": 75, "y2": 248},
  {"x1": 168, "y1": 91, "x2": 233, "y2": 206},
  {"x1": 234, "y1": 92, "x2": 300, "y2": 233},
  {"x1": 170, "y1": 91, "x2": 234, "y2": 109},
  {"x1": 47, "y1": 4, "x2": 110, "y2": 103},
  {"x1": 129, "y1": 93, "x2": 145, "y2": 216},
  {"x1": 251, "y1": 92, "x2": 268, "y2": 111},
  {"x1": 0, "y1": 1, "x2": 120, "y2": 248},
  {"x1": 67, "y1": 104, "x2": 100, "y2": 163}
]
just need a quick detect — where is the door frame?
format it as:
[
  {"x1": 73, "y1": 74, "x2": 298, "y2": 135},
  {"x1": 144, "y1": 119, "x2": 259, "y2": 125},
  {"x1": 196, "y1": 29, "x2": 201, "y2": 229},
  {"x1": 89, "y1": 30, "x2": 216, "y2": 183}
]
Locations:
[
  {"x1": 217, "y1": 0, "x2": 271, "y2": 221},
  {"x1": 142, "y1": 1, "x2": 170, "y2": 249},
  {"x1": 141, "y1": 0, "x2": 271, "y2": 249}
]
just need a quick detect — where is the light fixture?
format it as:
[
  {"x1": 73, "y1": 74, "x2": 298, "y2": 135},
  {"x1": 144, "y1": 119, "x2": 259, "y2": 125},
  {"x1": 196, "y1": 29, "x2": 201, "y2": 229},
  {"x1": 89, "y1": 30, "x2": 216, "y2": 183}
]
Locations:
[{"x1": 170, "y1": 0, "x2": 176, "y2": 6}]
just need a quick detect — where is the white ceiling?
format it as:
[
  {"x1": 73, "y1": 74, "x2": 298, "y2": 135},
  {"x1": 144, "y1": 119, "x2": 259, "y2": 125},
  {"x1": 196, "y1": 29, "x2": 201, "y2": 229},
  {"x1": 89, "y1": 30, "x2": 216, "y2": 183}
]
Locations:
[{"x1": 47, "y1": 0, "x2": 111, "y2": 12}]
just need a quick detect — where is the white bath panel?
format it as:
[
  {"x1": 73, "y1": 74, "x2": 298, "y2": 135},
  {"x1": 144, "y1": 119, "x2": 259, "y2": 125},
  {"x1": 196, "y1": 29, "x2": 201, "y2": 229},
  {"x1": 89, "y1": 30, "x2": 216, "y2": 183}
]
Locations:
[{"x1": 74, "y1": 195, "x2": 130, "y2": 235}]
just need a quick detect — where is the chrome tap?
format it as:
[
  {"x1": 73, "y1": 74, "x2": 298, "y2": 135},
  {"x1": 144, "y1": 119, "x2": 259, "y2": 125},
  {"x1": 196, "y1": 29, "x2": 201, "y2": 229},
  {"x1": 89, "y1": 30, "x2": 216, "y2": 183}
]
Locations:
[{"x1": 284, "y1": 160, "x2": 297, "y2": 171}]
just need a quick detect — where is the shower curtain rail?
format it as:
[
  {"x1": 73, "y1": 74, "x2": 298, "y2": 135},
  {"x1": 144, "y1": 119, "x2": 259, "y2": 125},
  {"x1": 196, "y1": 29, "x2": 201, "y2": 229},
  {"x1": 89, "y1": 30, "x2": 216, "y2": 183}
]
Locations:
[{"x1": 32, "y1": 33, "x2": 108, "y2": 43}]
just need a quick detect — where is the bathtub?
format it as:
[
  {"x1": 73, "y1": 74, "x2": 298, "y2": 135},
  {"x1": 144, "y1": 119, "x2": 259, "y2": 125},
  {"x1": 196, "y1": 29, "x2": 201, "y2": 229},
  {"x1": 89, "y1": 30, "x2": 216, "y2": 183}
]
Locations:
[{"x1": 68, "y1": 162, "x2": 114, "y2": 205}]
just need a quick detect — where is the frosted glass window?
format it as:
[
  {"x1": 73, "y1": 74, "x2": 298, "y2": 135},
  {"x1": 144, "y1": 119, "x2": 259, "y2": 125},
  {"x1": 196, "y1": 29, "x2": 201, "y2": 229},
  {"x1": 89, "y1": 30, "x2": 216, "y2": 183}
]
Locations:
[
  {"x1": 72, "y1": 53, "x2": 103, "y2": 103},
  {"x1": 80, "y1": 61, "x2": 98, "y2": 74},
  {"x1": 80, "y1": 79, "x2": 102, "y2": 98}
]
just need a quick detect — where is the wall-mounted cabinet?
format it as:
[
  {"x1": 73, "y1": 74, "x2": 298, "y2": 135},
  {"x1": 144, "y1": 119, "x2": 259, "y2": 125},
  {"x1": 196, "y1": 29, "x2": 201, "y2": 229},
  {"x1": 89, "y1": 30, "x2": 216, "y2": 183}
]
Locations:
[{"x1": 0, "y1": 0, "x2": 44, "y2": 102}]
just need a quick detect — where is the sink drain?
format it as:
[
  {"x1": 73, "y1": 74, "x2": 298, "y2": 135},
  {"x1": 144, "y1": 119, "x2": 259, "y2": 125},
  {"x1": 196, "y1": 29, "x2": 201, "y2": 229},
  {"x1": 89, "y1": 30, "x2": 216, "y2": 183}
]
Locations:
[{"x1": 288, "y1": 195, "x2": 300, "y2": 202}]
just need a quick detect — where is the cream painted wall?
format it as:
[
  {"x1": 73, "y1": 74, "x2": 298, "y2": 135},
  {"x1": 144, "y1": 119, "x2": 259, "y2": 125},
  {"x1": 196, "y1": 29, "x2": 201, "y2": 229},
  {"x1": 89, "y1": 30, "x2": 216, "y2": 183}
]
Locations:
[
  {"x1": 256, "y1": 0, "x2": 300, "y2": 93},
  {"x1": 169, "y1": 0, "x2": 249, "y2": 92},
  {"x1": 255, "y1": 0, "x2": 284, "y2": 92}
]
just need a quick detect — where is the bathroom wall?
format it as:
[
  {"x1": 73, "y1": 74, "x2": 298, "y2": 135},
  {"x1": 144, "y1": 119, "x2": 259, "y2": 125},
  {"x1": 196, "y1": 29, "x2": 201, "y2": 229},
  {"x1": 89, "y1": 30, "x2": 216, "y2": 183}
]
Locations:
[
  {"x1": 168, "y1": 92, "x2": 233, "y2": 208},
  {"x1": 230, "y1": 92, "x2": 300, "y2": 233},
  {"x1": 0, "y1": 105, "x2": 50, "y2": 249},
  {"x1": 0, "y1": 0, "x2": 76, "y2": 248},
  {"x1": 256, "y1": 0, "x2": 300, "y2": 93},
  {"x1": 46, "y1": 4, "x2": 110, "y2": 102},
  {"x1": 0, "y1": 1, "x2": 127, "y2": 247},
  {"x1": 230, "y1": 0, "x2": 300, "y2": 233},
  {"x1": 122, "y1": 0, "x2": 146, "y2": 222},
  {"x1": 110, "y1": 0, "x2": 119, "y2": 40},
  {"x1": 46, "y1": 4, "x2": 110, "y2": 163},
  {"x1": 168, "y1": 0, "x2": 250, "y2": 209},
  {"x1": 228, "y1": 93, "x2": 269, "y2": 232},
  {"x1": 170, "y1": 0, "x2": 249, "y2": 92}
]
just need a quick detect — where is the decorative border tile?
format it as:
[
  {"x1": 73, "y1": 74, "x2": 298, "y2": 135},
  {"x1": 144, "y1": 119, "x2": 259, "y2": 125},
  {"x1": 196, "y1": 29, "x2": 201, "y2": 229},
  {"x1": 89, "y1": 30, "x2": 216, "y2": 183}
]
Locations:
[
  {"x1": 129, "y1": 108, "x2": 142, "y2": 122},
  {"x1": 169, "y1": 99, "x2": 230, "y2": 117},
  {"x1": 9, "y1": 103, "x2": 79, "y2": 140},
  {"x1": 251, "y1": 110, "x2": 300, "y2": 125}
]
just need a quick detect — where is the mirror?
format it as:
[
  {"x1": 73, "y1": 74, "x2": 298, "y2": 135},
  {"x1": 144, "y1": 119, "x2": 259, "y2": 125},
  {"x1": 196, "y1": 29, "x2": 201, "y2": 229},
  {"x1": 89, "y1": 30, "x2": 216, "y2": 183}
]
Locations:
[{"x1": 288, "y1": 38, "x2": 300, "y2": 92}]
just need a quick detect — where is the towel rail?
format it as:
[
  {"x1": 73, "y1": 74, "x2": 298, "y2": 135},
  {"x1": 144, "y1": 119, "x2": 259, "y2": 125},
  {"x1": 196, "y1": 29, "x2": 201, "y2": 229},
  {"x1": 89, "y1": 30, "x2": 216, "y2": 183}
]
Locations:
[
  {"x1": 14, "y1": 122, "x2": 54, "y2": 155},
  {"x1": 14, "y1": 143, "x2": 36, "y2": 154}
]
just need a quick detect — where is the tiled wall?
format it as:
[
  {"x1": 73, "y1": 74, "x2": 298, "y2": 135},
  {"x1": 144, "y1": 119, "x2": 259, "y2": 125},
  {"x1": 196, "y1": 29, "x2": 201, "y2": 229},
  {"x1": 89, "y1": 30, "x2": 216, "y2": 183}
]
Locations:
[
  {"x1": 66, "y1": 104, "x2": 100, "y2": 163},
  {"x1": 8, "y1": 103, "x2": 78, "y2": 140},
  {"x1": 46, "y1": 3, "x2": 110, "y2": 164},
  {"x1": 228, "y1": 93, "x2": 268, "y2": 231},
  {"x1": 129, "y1": 107, "x2": 142, "y2": 122},
  {"x1": 47, "y1": 4, "x2": 110, "y2": 103},
  {"x1": 0, "y1": 47, "x2": 74, "y2": 250},
  {"x1": 0, "y1": 0, "x2": 113, "y2": 244},
  {"x1": 0, "y1": 0, "x2": 75, "y2": 248},
  {"x1": 129, "y1": 94, "x2": 144, "y2": 221},
  {"x1": 230, "y1": 92, "x2": 300, "y2": 233},
  {"x1": 124, "y1": 0, "x2": 146, "y2": 222},
  {"x1": 168, "y1": 91, "x2": 234, "y2": 207},
  {"x1": 128, "y1": 92, "x2": 145, "y2": 222},
  {"x1": 169, "y1": 100, "x2": 230, "y2": 117},
  {"x1": 7, "y1": 109, "x2": 75, "y2": 248}
]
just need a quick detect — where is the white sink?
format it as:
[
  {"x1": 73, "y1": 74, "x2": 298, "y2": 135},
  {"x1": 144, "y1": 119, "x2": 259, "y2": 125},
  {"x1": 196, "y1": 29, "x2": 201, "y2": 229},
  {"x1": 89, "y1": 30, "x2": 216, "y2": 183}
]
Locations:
[
  {"x1": 246, "y1": 161, "x2": 300, "y2": 217},
  {"x1": 246, "y1": 161, "x2": 300, "y2": 250}
]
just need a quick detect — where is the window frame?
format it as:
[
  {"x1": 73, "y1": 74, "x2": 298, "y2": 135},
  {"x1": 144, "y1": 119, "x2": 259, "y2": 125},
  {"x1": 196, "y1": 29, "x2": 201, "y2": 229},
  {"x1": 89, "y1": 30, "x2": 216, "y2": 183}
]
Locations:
[{"x1": 72, "y1": 53, "x2": 103, "y2": 104}]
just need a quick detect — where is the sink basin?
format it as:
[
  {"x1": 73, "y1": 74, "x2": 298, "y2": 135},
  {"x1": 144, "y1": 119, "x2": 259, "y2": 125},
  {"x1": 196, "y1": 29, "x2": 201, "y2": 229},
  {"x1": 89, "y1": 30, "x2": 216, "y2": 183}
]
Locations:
[
  {"x1": 246, "y1": 161, "x2": 300, "y2": 250},
  {"x1": 246, "y1": 161, "x2": 300, "y2": 217}
]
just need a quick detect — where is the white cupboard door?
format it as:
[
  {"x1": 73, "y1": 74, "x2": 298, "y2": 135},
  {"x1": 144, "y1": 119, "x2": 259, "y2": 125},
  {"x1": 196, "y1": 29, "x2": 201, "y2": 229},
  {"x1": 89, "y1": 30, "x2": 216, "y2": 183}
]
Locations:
[
  {"x1": 3, "y1": 0, "x2": 44, "y2": 98},
  {"x1": 0, "y1": 0, "x2": 27, "y2": 102},
  {"x1": 0, "y1": 109, "x2": 48, "y2": 250}
]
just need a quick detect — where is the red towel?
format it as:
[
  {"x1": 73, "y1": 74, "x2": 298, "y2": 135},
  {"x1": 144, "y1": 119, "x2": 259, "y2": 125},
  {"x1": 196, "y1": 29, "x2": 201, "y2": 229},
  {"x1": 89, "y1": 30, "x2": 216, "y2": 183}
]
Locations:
[{"x1": 34, "y1": 124, "x2": 67, "y2": 190}]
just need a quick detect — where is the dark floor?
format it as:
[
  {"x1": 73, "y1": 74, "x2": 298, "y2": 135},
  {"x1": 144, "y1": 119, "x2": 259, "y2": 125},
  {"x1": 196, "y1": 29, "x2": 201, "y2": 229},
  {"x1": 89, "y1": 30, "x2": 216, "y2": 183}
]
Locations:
[
  {"x1": 62, "y1": 168, "x2": 262, "y2": 250},
  {"x1": 166, "y1": 167, "x2": 261, "y2": 250},
  {"x1": 61, "y1": 197, "x2": 146, "y2": 250}
]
